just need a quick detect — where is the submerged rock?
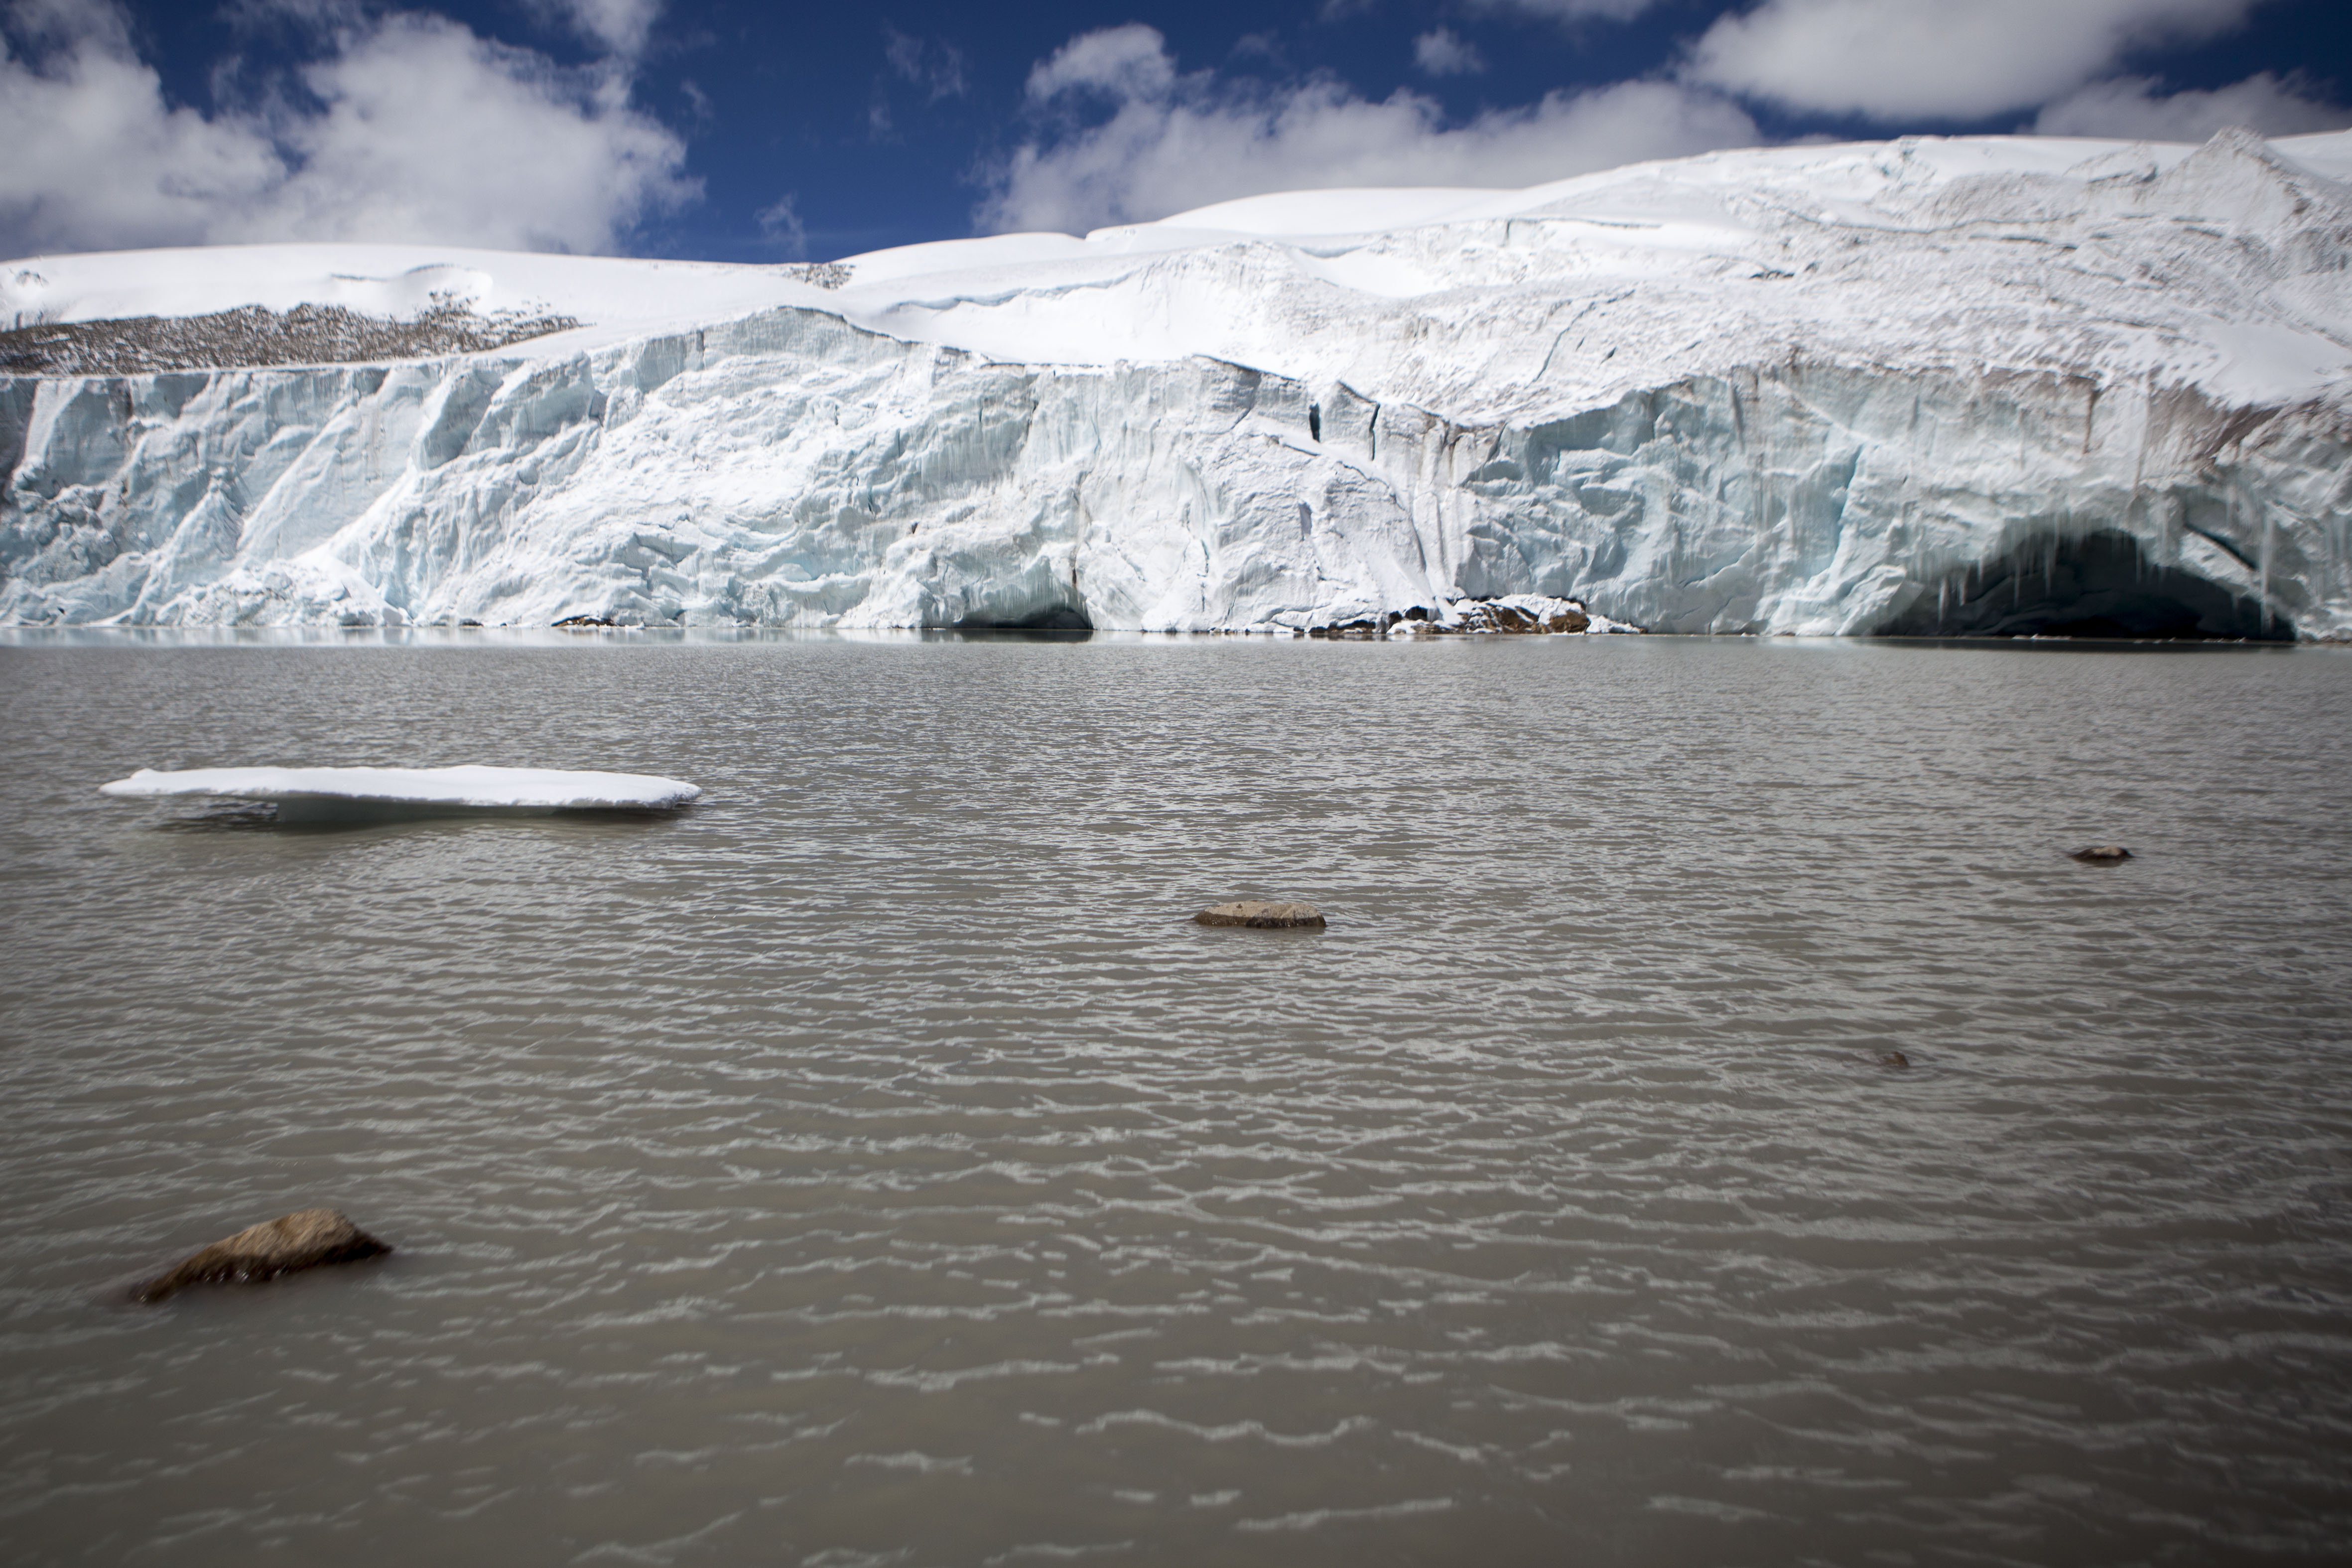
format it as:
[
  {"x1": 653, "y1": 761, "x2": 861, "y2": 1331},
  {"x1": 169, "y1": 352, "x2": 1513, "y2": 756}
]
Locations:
[
  {"x1": 2070, "y1": 845, "x2": 2134, "y2": 864},
  {"x1": 1873, "y1": 1050, "x2": 1912, "y2": 1068},
  {"x1": 1195, "y1": 900, "x2": 1326, "y2": 929},
  {"x1": 133, "y1": 1208, "x2": 392, "y2": 1303}
]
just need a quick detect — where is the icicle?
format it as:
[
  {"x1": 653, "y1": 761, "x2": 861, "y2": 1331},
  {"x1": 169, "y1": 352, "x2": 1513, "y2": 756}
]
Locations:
[{"x1": 2258, "y1": 490, "x2": 2272, "y2": 634}]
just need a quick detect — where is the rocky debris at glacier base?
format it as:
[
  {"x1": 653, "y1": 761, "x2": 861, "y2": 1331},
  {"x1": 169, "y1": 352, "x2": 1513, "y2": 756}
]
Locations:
[
  {"x1": 4, "y1": 126, "x2": 2351, "y2": 639},
  {"x1": 1321, "y1": 593, "x2": 1609, "y2": 637}
]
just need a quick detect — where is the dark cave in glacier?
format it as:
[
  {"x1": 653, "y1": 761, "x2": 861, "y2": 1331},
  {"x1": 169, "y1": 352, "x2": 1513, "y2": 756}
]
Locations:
[
  {"x1": 1874, "y1": 530, "x2": 2291, "y2": 641},
  {"x1": 949, "y1": 602, "x2": 1095, "y2": 637}
]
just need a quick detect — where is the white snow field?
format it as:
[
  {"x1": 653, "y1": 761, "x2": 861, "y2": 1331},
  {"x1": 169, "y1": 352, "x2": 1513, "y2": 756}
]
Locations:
[
  {"x1": 5, "y1": 126, "x2": 2351, "y2": 637},
  {"x1": 99, "y1": 766, "x2": 703, "y2": 812}
]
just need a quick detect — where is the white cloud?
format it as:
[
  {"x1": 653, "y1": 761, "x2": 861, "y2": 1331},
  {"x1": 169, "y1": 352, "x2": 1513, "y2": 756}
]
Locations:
[
  {"x1": 1025, "y1": 22, "x2": 1177, "y2": 103},
  {"x1": 218, "y1": 0, "x2": 367, "y2": 29},
  {"x1": 983, "y1": 25, "x2": 1758, "y2": 235},
  {"x1": 233, "y1": 0, "x2": 664, "y2": 58},
  {"x1": 0, "y1": 0, "x2": 696, "y2": 257},
  {"x1": 2032, "y1": 71, "x2": 2352, "y2": 140},
  {"x1": 1230, "y1": 31, "x2": 1284, "y2": 66},
  {"x1": 534, "y1": 0, "x2": 663, "y2": 59},
  {"x1": 1413, "y1": 28, "x2": 1487, "y2": 77},
  {"x1": 1683, "y1": 0, "x2": 2262, "y2": 121},
  {"x1": 885, "y1": 25, "x2": 966, "y2": 101},
  {"x1": 755, "y1": 193, "x2": 805, "y2": 259},
  {"x1": 270, "y1": 15, "x2": 695, "y2": 249},
  {"x1": 2, "y1": 0, "x2": 287, "y2": 254}
]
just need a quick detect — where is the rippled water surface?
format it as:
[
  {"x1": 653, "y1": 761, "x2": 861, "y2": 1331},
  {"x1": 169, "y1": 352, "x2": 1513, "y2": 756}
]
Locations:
[{"x1": 4, "y1": 633, "x2": 2351, "y2": 1566}]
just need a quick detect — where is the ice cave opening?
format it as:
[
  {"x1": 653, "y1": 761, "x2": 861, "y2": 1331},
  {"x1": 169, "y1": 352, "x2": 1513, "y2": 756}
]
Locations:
[
  {"x1": 948, "y1": 604, "x2": 1095, "y2": 637},
  {"x1": 1874, "y1": 530, "x2": 2292, "y2": 641}
]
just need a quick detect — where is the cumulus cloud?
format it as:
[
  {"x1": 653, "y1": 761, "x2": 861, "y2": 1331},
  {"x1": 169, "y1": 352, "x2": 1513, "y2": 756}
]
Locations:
[
  {"x1": 2032, "y1": 71, "x2": 2352, "y2": 140},
  {"x1": 0, "y1": 3, "x2": 282, "y2": 254},
  {"x1": 1682, "y1": 0, "x2": 2264, "y2": 122},
  {"x1": 1413, "y1": 28, "x2": 1487, "y2": 77},
  {"x1": 981, "y1": 25, "x2": 1758, "y2": 235},
  {"x1": 0, "y1": 0, "x2": 695, "y2": 256}
]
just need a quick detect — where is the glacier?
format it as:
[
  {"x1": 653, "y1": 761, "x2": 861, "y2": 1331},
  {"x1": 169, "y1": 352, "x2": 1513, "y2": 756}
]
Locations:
[{"x1": 4, "y1": 126, "x2": 2351, "y2": 638}]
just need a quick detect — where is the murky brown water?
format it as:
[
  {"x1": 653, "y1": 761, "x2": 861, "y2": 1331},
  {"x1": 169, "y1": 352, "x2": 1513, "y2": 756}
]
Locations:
[{"x1": 3, "y1": 632, "x2": 2350, "y2": 1566}]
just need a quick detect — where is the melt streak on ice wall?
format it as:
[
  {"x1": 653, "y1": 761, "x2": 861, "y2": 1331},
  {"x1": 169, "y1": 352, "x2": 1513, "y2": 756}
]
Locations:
[{"x1": 3, "y1": 127, "x2": 2350, "y2": 635}]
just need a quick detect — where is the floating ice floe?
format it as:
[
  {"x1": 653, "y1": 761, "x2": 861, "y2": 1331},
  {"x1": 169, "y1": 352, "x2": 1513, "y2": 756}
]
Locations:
[{"x1": 99, "y1": 765, "x2": 702, "y2": 818}]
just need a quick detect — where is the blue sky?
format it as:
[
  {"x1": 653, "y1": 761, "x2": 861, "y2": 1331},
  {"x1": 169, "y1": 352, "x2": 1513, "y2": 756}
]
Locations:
[{"x1": 1, "y1": 0, "x2": 2347, "y2": 261}]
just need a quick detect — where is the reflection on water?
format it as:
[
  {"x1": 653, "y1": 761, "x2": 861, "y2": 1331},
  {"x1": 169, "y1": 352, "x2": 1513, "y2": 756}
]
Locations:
[
  {"x1": 146, "y1": 800, "x2": 285, "y2": 833},
  {"x1": 2, "y1": 633, "x2": 2350, "y2": 1565},
  {"x1": 140, "y1": 797, "x2": 695, "y2": 831}
]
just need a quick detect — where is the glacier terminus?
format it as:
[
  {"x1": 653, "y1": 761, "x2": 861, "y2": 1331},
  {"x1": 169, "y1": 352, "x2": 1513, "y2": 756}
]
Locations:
[{"x1": 3, "y1": 126, "x2": 2350, "y2": 639}]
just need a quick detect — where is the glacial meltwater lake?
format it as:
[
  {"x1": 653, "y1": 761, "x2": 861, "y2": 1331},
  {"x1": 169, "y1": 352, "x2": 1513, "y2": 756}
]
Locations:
[{"x1": 3, "y1": 631, "x2": 2350, "y2": 1566}]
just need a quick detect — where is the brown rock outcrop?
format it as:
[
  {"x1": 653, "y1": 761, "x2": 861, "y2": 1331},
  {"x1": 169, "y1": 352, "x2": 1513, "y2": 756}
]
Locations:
[
  {"x1": 1194, "y1": 900, "x2": 1326, "y2": 929},
  {"x1": 133, "y1": 1208, "x2": 392, "y2": 1303}
]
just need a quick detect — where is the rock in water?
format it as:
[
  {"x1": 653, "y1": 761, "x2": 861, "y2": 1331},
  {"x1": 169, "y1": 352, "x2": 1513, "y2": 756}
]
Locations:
[
  {"x1": 1195, "y1": 900, "x2": 1326, "y2": 929},
  {"x1": 2070, "y1": 845, "x2": 2133, "y2": 863},
  {"x1": 133, "y1": 1208, "x2": 392, "y2": 1303}
]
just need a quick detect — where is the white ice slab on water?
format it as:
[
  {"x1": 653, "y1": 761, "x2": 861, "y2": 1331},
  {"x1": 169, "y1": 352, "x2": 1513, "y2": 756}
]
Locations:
[
  {"x1": 99, "y1": 766, "x2": 702, "y2": 811},
  {"x1": 7, "y1": 126, "x2": 2352, "y2": 638}
]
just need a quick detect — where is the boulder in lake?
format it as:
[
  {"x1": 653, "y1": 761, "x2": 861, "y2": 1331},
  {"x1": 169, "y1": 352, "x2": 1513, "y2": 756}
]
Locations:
[
  {"x1": 1195, "y1": 900, "x2": 1326, "y2": 929},
  {"x1": 133, "y1": 1208, "x2": 391, "y2": 1303},
  {"x1": 2070, "y1": 845, "x2": 2133, "y2": 864}
]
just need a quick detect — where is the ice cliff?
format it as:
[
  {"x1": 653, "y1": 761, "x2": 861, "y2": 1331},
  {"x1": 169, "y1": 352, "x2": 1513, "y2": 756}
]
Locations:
[{"x1": 4, "y1": 126, "x2": 2351, "y2": 637}]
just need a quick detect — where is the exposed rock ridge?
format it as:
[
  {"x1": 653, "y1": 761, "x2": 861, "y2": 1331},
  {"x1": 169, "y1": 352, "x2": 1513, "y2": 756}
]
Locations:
[
  {"x1": 0, "y1": 299, "x2": 582, "y2": 378},
  {"x1": 133, "y1": 1208, "x2": 392, "y2": 1303}
]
